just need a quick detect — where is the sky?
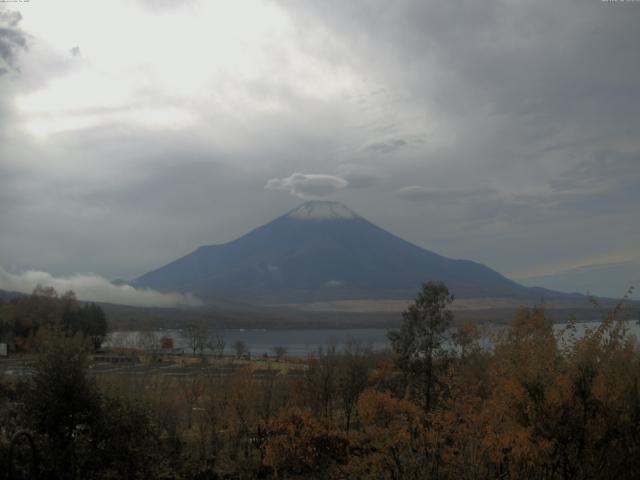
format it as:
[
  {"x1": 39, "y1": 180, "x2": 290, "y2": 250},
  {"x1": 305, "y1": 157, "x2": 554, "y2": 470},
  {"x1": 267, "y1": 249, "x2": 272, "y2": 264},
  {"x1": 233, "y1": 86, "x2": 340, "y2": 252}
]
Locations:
[{"x1": 0, "y1": 0, "x2": 639, "y2": 303}]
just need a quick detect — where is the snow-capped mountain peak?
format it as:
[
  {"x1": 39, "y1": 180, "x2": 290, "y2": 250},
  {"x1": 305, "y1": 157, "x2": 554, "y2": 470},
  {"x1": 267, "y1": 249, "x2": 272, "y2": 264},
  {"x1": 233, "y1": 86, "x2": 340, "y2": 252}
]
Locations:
[
  {"x1": 286, "y1": 201, "x2": 360, "y2": 221},
  {"x1": 135, "y1": 199, "x2": 536, "y2": 303}
]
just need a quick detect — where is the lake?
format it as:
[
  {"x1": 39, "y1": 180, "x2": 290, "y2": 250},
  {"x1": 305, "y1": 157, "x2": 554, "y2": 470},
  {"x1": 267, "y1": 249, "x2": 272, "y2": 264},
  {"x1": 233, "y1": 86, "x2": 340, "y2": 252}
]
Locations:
[
  {"x1": 108, "y1": 328, "x2": 390, "y2": 356},
  {"x1": 106, "y1": 319, "x2": 640, "y2": 357}
]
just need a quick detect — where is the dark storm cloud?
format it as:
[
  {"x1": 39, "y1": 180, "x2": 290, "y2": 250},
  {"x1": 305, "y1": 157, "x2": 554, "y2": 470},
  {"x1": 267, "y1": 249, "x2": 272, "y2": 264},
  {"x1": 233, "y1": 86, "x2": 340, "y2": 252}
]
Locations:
[
  {"x1": 0, "y1": 10, "x2": 27, "y2": 75},
  {"x1": 363, "y1": 138, "x2": 407, "y2": 154},
  {"x1": 0, "y1": 9, "x2": 28, "y2": 142}
]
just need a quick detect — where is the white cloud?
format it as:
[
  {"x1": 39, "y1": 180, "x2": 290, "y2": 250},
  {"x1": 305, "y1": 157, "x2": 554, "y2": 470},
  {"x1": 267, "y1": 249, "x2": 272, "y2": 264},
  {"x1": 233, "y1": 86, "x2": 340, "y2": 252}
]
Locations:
[
  {"x1": 0, "y1": 267, "x2": 202, "y2": 307},
  {"x1": 509, "y1": 249, "x2": 640, "y2": 280},
  {"x1": 395, "y1": 186, "x2": 432, "y2": 201},
  {"x1": 12, "y1": 0, "x2": 360, "y2": 138},
  {"x1": 265, "y1": 173, "x2": 349, "y2": 198}
]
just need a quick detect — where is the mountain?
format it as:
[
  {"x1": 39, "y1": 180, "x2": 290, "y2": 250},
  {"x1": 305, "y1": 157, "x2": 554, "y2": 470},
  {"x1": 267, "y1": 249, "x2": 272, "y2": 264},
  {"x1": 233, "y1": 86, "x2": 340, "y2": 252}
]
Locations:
[
  {"x1": 0, "y1": 289, "x2": 27, "y2": 301},
  {"x1": 134, "y1": 201, "x2": 565, "y2": 304}
]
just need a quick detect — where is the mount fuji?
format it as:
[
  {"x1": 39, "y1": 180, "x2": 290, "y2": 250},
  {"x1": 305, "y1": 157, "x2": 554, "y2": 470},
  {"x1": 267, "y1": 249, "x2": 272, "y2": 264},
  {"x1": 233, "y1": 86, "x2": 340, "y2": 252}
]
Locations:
[{"x1": 133, "y1": 201, "x2": 557, "y2": 304}]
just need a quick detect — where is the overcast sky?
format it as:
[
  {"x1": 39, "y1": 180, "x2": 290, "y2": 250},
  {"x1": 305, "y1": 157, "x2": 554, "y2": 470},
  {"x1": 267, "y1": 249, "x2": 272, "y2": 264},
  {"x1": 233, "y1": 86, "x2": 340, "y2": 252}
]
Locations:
[{"x1": 1, "y1": 0, "x2": 638, "y2": 300}]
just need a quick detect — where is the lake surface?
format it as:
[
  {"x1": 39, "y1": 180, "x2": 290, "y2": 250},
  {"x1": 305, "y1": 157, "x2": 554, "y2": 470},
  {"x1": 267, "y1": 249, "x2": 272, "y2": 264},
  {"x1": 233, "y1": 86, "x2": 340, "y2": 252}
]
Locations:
[
  {"x1": 108, "y1": 328, "x2": 391, "y2": 356},
  {"x1": 106, "y1": 319, "x2": 640, "y2": 357}
]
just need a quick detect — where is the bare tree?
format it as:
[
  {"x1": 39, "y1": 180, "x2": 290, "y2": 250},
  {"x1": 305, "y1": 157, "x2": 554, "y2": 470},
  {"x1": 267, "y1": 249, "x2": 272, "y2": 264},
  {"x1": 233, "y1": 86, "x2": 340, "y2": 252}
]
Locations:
[
  {"x1": 137, "y1": 322, "x2": 159, "y2": 352},
  {"x1": 233, "y1": 340, "x2": 248, "y2": 358},
  {"x1": 184, "y1": 322, "x2": 211, "y2": 355},
  {"x1": 209, "y1": 330, "x2": 226, "y2": 358},
  {"x1": 339, "y1": 337, "x2": 371, "y2": 431},
  {"x1": 305, "y1": 341, "x2": 338, "y2": 419},
  {"x1": 273, "y1": 345, "x2": 287, "y2": 360},
  {"x1": 258, "y1": 364, "x2": 278, "y2": 423}
]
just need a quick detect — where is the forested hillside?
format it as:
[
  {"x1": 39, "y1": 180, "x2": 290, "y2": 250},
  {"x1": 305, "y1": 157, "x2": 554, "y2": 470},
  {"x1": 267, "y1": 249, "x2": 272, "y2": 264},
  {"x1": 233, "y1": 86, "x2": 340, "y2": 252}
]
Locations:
[
  {"x1": 0, "y1": 283, "x2": 638, "y2": 478},
  {"x1": 0, "y1": 286, "x2": 108, "y2": 352}
]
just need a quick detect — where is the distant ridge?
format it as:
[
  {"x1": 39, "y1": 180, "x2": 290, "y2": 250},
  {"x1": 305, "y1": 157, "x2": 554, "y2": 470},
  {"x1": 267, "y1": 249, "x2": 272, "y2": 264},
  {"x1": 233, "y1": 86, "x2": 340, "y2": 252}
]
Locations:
[
  {"x1": 134, "y1": 201, "x2": 577, "y2": 304},
  {"x1": 0, "y1": 289, "x2": 27, "y2": 301}
]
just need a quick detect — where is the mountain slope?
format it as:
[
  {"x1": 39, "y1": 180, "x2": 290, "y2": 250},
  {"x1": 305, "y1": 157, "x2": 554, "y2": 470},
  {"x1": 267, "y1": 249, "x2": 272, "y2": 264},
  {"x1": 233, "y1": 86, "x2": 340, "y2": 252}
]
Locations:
[
  {"x1": 135, "y1": 201, "x2": 547, "y2": 303},
  {"x1": 0, "y1": 289, "x2": 26, "y2": 301}
]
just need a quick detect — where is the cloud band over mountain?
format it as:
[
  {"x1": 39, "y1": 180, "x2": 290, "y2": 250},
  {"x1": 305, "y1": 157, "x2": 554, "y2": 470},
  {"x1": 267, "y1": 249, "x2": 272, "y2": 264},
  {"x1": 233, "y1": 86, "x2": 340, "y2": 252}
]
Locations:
[
  {"x1": 0, "y1": 267, "x2": 202, "y2": 307},
  {"x1": 265, "y1": 173, "x2": 349, "y2": 198}
]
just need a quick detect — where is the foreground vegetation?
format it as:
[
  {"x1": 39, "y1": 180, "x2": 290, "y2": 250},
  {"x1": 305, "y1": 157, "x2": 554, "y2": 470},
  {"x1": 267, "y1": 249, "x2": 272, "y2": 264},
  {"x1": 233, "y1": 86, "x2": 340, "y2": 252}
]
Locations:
[{"x1": 0, "y1": 284, "x2": 639, "y2": 479}]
